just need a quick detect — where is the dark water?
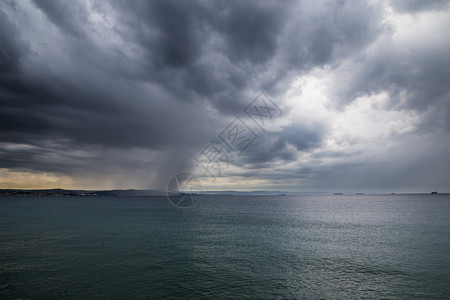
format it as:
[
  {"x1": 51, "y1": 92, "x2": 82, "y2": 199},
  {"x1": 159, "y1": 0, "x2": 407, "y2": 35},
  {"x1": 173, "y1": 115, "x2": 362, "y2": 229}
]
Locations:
[{"x1": 1, "y1": 194, "x2": 449, "y2": 299}]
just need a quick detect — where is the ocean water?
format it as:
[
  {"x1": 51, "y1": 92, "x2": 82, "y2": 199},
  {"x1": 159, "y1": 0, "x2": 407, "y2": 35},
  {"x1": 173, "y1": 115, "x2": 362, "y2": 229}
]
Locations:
[{"x1": 1, "y1": 194, "x2": 449, "y2": 299}]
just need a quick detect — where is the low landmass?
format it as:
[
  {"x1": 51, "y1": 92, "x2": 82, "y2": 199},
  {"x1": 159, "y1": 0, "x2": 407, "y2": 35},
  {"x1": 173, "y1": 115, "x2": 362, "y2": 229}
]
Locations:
[
  {"x1": 0, "y1": 189, "x2": 446, "y2": 197},
  {"x1": 0, "y1": 189, "x2": 326, "y2": 197},
  {"x1": 0, "y1": 189, "x2": 164, "y2": 197}
]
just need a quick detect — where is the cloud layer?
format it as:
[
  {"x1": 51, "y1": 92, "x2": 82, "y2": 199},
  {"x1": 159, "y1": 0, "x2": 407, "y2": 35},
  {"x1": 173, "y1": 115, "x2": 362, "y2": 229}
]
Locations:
[{"x1": 1, "y1": 0, "x2": 449, "y2": 192}]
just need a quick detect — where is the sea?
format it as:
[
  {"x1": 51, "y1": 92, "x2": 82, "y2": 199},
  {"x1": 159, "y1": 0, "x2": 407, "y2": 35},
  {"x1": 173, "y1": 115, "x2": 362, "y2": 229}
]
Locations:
[{"x1": 1, "y1": 194, "x2": 449, "y2": 299}]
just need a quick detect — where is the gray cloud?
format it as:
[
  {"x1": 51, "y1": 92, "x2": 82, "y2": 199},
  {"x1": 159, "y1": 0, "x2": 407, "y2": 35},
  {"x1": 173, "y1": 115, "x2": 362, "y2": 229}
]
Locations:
[
  {"x1": 0, "y1": 0, "x2": 449, "y2": 191},
  {"x1": 390, "y1": 0, "x2": 450, "y2": 13},
  {"x1": 330, "y1": 25, "x2": 450, "y2": 134},
  {"x1": 239, "y1": 121, "x2": 327, "y2": 169}
]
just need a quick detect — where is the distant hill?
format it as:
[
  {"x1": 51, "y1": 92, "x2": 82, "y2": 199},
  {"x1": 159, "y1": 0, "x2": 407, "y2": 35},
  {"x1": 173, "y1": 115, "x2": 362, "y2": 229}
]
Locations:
[
  {"x1": 0, "y1": 189, "x2": 165, "y2": 197},
  {"x1": 0, "y1": 189, "x2": 327, "y2": 197}
]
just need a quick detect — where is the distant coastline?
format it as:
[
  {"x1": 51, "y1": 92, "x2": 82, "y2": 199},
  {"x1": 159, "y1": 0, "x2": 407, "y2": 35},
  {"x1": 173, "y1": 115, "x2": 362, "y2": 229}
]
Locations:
[
  {"x1": 0, "y1": 189, "x2": 163, "y2": 197},
  {"x1": 0, "y1": 189, "x2": 448, "y2": 197}
]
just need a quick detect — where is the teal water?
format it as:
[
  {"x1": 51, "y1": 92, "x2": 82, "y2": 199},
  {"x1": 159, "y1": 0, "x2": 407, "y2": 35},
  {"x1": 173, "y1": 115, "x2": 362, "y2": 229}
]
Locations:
[{"x1": 1, "y1": 195, "x2": 449, "y2": 299}]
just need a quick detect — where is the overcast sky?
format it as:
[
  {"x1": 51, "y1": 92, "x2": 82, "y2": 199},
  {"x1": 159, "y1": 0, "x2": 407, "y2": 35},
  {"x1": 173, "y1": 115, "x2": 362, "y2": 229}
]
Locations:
[{"x1": 1, "y1": 0, "x2": 449, "y2": 193}]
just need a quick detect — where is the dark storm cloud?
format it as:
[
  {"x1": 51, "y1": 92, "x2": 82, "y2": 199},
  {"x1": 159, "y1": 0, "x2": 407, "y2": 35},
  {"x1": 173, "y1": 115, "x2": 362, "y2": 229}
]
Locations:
[
  {"x1": 33, "y1": 0, "x2": 85, "y2": 38},
  {"x1": 280, "y1": 1, "x2": 382, "y2": 69},
  {"x1": 1, "y1": 0, "x2": 448, "y2": 191},
  {"x1": 211, "y1": 1, "x2": 287, "y2": 65},
  {"x1": 0, "y1": 1, "x2": 218, "y2": 186},
  {"x1": 0, "y1": 0, "x2": 391, "y2": 188},
  {"x1": 240, "y1": 121, "x2": 326, "y2": 168},
  {"x1": 112, "y1": 0, "x2": 295, "y2": 114},
  {"x1": 106, "y1": 0, "x2": 382, "y2": 112},
  {"x1": 0, "y1": 10, "x2": 24, "y2": 74}
]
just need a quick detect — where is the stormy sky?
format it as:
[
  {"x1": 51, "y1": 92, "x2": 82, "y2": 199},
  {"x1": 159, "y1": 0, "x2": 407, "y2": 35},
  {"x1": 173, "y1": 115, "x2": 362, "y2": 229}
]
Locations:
[{"x1": 1, "y1": 0, "x2": 449, "y2": 193}]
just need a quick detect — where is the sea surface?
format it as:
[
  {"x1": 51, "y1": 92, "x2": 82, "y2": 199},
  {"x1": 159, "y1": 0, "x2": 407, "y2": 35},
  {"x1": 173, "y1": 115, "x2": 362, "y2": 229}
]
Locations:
[{"x1": 1, "y1": 194, "x2": 449, "y2": 299}]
